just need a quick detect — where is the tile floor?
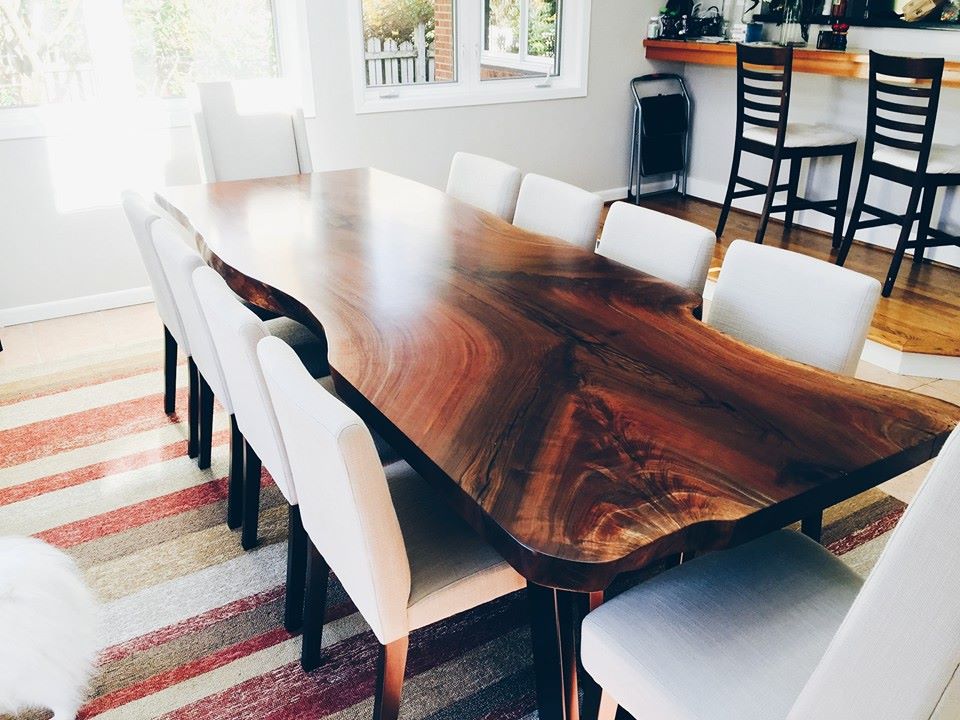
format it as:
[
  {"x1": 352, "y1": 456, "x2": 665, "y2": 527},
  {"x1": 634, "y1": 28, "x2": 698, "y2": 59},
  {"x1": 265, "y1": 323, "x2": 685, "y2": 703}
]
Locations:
[{"x1": 1, "y1": 301, "x2": 957, "y2": 504}]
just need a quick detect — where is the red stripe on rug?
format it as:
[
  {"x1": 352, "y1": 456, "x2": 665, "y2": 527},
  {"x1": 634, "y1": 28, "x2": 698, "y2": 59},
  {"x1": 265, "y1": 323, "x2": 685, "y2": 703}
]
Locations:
[
  {"x1": 35, "y1": 468, "x2": 278, "y2": 548},
  {"x1": 0, "y1": 389, "x2": 189, "y2": 469},
  {"x1": 35, "y1": 474, "x2": 231, "y2": 548},
  {"x1": 0, "y1": 359, "x2": 185, "y2": 407},
  {"x1": 159, "y1": 592, "x2": 526, "y2": 720},
  {"x1": 101, "y1": 586, "x2": 286, "y2": 665},
  {"x1": 0, "y1": 429, "x2": 228, "y2": 507},
  {"x1": 81, "y1": 627, "x2": 293, "y2": 719},
  {"x1": 828, "y1": 507, "x2": 904, "y2": 556}
]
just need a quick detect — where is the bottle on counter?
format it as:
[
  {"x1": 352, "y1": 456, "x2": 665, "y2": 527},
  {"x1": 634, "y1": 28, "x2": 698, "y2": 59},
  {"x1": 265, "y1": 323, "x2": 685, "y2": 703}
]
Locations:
[{"x1": 648, "y1": 15, "x2": 662, "y2": 38}]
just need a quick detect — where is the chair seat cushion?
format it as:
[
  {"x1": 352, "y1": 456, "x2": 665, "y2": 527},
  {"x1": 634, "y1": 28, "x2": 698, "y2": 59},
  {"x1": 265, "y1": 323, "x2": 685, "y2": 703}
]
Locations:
[
  {"x1": 743, "y1": 123, "x2": 857, "y2": 148},
  {"x1": 581, "y1": 530, "x2": 863, "y2": 720},
  {"x1": 385, "y1": 462, "x2": 526, "y2": 633},
  {"x1": 874, "y1": 143, "x2": 960, "y2": 175},
  {"x1": 264, "y1": 317, "x2": 329, "y2": 379}
]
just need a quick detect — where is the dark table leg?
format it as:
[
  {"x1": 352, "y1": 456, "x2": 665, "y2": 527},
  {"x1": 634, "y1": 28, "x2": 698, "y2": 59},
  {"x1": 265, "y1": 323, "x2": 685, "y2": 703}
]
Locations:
[{"x1": 528, "y1": 582, "x2": 583, "y2": 720}]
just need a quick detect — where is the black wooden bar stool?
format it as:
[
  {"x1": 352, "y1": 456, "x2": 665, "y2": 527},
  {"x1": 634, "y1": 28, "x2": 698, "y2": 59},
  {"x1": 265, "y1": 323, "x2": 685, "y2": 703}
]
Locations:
[
  {"x1": 716, "y1": 44, "x2": 857, "y2": 246},
  {"x1": 835, "y1": 52, "x2": 951, "y2": 297}
]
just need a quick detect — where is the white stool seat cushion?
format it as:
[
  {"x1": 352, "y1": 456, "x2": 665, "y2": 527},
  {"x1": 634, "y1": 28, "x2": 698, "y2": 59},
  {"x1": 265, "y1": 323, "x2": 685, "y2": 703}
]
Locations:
[
  {"x1": 874, "y1": 143, "x2": 960, "y2": 175},
  {"x1": 597, "y1": 202, "x2": 715, "y2": 294},
  {"x1": 743, "y1": 123, "x2": 856, "y2": 148},
  {"x1": 513, "y1": 173, "x2": 604, "y2": 251},
  {"x1": 446, "y1": 152, "x2": 522, "y2": 221},
  {"x1": 387, "y1": 461, "x2": 526, "y2": 633},
  {"x1": 706, "y1": 240, "x2": 880, "y2": 376},
  {"x1": 581, "y1": 531, "x2": 862, "y2": 720}
]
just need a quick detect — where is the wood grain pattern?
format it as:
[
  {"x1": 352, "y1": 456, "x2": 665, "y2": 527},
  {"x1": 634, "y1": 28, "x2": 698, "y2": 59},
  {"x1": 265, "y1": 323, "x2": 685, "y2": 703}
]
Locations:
[
  {"x1": 644, "y1": 40, "x2": 960, "y2": 88},
  {"x1": 156, "y1": 169, "x2": 960, "y2": 592},
  {"x1": 635, "y1": 194, "x2": 960, "y2": 357}
]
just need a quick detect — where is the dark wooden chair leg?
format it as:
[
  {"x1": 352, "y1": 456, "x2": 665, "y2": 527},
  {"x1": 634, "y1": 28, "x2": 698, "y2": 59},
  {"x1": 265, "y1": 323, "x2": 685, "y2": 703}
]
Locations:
[
  {"x1": 528, "y1": 582, "x2": 581, "y2": 720},
  {"x1": 833, "y1": 148, "x2": 856, "y2": 250},
  {"x1": 801, "y1": 512, "x2": 823, "y2": 543},
  {"x1": 754, "y1": 154, "x2": 783, "y2": 244},
  {"x1": 784, "y1": 157, "x2": 801, "y2": 231},
  {"x1": 883, "y1": 184, "x2": 925, "y2": 297},
  {"x1": 187, "y1": 358, "x2": 199, "y2": 459},
  {"x1": 301, "y1": 540, "x2": 330, "y2": 672},
  {"x1": 241, "y1": 441, "x2": 262, "y2": 551},
  {"x1": 284, "y1": 504, "x2": 307, "y2": 633},
  {"x1": 837, "y1": 169, "x2": 871, "y2": 266},
  {"x1": 580, "y1": 591, "x2": 606, "y2": 720},
  {"x1": 716, "y1": 147, "x2": 742, "y2": 238},
  {"x1": 913, "y1": 184, "x2": 937, "y2": 266},
  {"x1": 227, "y1": 416, "x2": 243, "y2": 529},
  {"x1": 198, "y1": 373, "x2": 214, "y2": 470},
  {"x1": 373, "y1": 637, "x2": 409, "y2": 720},
  {"x1": 163, "y1": 326, "x2": 177, "y2": 415}
]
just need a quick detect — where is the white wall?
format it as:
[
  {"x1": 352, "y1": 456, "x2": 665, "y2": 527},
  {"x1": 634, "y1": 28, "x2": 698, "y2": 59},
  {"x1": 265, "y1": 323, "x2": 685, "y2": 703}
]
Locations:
[
  {"x1": 0, "y1": 0, "x2": 658, "y2": 323},
  {"x1": 667, "y1": 27, "x2": 960, "y2": 266}
]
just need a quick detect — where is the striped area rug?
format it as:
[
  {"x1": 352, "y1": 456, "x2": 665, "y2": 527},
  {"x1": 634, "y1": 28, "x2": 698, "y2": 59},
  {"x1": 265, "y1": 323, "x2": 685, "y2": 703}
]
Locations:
[{"x1": 1, "y1": 341, "x2": 903, "y2": 720}]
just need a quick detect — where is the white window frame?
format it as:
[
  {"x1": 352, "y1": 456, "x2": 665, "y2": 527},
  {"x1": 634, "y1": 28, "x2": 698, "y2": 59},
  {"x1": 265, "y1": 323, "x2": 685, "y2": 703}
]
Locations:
[
  {"x1": 348, "y1": 0, "x2": 590, "y2": 115},
  {"x1": 0, "y1": 0, "x2": 314, "y2": 141}
]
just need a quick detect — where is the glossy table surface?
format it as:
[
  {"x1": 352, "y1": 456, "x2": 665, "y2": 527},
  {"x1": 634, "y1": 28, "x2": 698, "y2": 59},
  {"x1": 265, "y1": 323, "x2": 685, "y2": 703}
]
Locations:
[{"x1": 157, "y1": 168, "x2": 960, "y2": 592}]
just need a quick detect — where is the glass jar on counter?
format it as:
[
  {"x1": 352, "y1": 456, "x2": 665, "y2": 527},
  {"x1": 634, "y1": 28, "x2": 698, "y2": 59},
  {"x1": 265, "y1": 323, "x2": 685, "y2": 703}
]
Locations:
[{"x1": 648, "y1": 16, "x2": 662, "y2": 38}]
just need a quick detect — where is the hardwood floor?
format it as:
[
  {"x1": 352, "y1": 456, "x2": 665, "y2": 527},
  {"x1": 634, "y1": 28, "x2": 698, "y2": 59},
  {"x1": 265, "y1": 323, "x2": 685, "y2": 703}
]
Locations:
[{"x1": 623, "y1": 195, "x2": 960, "y2": 358}]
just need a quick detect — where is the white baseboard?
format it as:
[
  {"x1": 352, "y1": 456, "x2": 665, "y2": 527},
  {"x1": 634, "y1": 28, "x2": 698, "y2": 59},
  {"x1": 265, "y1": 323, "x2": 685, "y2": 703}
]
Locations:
[
  {"x1": 0, "y1": 286, "x2": 154, "y2": 326},
  {"x1": 595, "y1": 187, "x2": 629, "y2": 203}
]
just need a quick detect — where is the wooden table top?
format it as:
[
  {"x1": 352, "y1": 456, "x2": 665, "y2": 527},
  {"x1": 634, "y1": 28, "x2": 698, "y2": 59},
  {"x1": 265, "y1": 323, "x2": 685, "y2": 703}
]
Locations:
[
  {"x1": 643, "y1": 39, "x2": 960, "y2": 88},
  {"x1": 157, "y1": 169, "x2": 960, "y2": 591}
]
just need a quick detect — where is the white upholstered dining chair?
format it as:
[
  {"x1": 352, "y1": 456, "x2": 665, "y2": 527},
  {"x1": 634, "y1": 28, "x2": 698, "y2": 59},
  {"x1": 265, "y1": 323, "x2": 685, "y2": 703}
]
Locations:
[
  {"x1": 151, "y1": 218, "x2": 323, "y2": 537},
  {"x1": 707, "y1": 240, "x2": 880, "y2": 378},
  {"x1": 582, "y1": 422, "x2": 960, "y2": 720},
  {"x1": 445, "y1": 151, "x2": 522, "y2": 221},
  {"x1": 596, "y1": 202, "x2": 716, "y2": 295},
  {"x1": 257, "y1": 335, "x2": 527, "y2": 720},
  {"x1": 705, "y1": 240, "x2": 881, "y2": 540},
  {"x1": 192, "y1": 265, "x2": 327, "y2": 630},
  {"x1": 190, "y1": 79, "x2": 312, "y2": 183},
  {"x1": 121, "y1": 191, "x2": 192, "y2": 426},
  {"x1": 513, "y1": 173, "x2": 604, "y2": 251}
]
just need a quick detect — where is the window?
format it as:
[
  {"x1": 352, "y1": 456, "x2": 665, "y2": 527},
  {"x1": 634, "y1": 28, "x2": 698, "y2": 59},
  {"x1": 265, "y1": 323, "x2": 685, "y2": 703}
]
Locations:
[
  {"x1": 482, "y1": 0, "x2": 559, "y2": 80},
  {"x1": 350, "y1": 0, "x2": 590, "y2": 113},
  {"x1": 0, "y1": 0, "x2": 283, "y2": 109}
]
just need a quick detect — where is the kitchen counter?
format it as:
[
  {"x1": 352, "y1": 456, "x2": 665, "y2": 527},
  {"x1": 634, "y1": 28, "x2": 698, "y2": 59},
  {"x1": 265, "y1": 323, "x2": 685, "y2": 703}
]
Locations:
[{"x1": 643, "y1": 39, "x2": 960, "y2": 87}]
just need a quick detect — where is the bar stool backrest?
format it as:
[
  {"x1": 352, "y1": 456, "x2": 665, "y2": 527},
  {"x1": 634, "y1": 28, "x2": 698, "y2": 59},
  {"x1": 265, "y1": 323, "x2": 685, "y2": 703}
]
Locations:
[
  {"x1": 863, "y1": 51, "x2": 944, "y2": 177},
  {"x1": 735, "y1": 44, "x2": 793, "y2": 151}
]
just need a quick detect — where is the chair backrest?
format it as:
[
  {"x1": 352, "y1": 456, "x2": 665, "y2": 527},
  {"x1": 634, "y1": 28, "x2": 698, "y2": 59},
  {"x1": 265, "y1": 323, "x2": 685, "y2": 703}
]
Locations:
[
  {"x1": 192, "y1": 266, "x2": 296, "y2": 504},
  {"x1": 257, "y1": 335, "x2": 412, "y2": 644},
  {"x1": 513, "y1": 173, "x2": 604, "y2": 251},
  {"x1": 445, "y1": 152, "x2": 522, "y2": 221},
  {"x1": 597, "y1": 202, "x2": 715, "y2": 295},
  {"x1": 150, "y1": 218, "x2": 233, "y2": 413},
  {"x1": 788, "y1": 423, "x2": 960, "y2": 719},
  {"x1": 190, "y1": 79, "x2": 312, "y2": 183},
  {"x1": 863, "y1": 51, "x2": 944, "y2": 176},
  {"x1": 735, "y1": 43, "x2": 793, "y2": 148},
  {"x1": 706, "y1": 240, "x2": 880, "y2": 376},
  {"x1": 120, "y1": 191, "x2": 190, "y2": 355}
]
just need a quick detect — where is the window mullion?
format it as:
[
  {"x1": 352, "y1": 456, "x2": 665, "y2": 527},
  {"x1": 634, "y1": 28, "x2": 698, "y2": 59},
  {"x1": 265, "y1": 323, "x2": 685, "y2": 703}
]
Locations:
[
  {"x1": 519, "y1": 0, "x2": 529, "y2": 64},
  {"x1": 459, "y1": 0, "x2": 481, "y2": 92}
]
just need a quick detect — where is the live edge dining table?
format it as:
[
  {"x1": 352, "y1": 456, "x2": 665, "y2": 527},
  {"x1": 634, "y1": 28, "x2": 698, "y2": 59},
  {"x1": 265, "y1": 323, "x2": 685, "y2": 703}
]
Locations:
[{"x1": 157, "y1": 168, "x2": 960, "y2": 720}]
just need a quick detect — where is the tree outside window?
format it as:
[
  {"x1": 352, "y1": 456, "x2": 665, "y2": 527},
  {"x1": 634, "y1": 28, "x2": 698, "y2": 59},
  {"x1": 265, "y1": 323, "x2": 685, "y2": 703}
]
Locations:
[{"x1": 0, "y1": 0, "x2": 280, "y2": 108}]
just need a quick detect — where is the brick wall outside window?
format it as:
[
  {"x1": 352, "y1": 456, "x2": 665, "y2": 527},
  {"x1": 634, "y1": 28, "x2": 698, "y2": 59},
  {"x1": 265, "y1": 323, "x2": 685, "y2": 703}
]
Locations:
[{"x1": 433, "y1": 0, "x2": 455, "y2": 81}]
